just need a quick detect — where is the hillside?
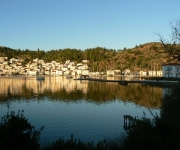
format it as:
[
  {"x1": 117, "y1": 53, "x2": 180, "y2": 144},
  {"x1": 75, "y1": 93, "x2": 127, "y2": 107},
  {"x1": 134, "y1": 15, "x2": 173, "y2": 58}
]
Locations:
[
  {"x1": 96, "y1": 42, "x2": 176, "y2": 72},
  {"x1": 0, "y1": 42, "x2": 177, "y2": 72}
]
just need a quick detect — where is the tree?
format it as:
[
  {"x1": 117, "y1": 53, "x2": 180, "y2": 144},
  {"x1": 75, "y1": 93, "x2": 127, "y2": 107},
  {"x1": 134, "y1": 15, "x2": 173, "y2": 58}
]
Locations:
[
  {"x1": 158, "y1": 19, "x2": 180, "y2": 61},
  {"x1": 121, "y1": 81, "x2": 180, "y2": 150},
  {"x1": 0, "y1": 110, "x2": 44, "y2": 150}
]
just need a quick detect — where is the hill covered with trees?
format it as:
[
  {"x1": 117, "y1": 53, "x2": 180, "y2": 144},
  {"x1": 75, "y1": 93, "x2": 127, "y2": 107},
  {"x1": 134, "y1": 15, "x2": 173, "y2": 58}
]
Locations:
[{"x1": 0, "y1": 42, "x2": 176, "y2": 72}]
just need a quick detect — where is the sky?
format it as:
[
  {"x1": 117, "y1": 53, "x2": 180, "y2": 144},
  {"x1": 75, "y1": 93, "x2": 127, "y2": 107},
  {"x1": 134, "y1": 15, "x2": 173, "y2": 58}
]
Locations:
[{"x1": 0, "y1": 0, "x2": 180, "y2": 51}]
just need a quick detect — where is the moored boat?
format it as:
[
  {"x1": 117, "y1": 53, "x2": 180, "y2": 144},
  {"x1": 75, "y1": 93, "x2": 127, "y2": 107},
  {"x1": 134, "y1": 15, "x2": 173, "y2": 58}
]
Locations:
[
  {"x1": 66, "y1": 75, "x2": 73, "y2": 79},
  {"x1": 36, "y1": 76, "x2": 45, "y2": 80}
]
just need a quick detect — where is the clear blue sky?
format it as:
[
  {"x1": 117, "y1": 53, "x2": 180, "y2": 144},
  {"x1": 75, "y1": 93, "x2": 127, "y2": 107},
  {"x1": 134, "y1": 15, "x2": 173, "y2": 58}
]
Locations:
[{"x1": 0, "y1": 0, "x2": 180, "y2": 51}]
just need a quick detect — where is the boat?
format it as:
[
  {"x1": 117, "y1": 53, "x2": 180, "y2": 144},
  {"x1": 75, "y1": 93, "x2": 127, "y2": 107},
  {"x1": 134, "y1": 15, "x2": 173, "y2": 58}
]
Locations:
[
  {"x1": 36, "y1": 76, "x2": 45, "y2": 80},
  {"x1": 66, "y1": 75, "x2": 73, "y2": 79}
]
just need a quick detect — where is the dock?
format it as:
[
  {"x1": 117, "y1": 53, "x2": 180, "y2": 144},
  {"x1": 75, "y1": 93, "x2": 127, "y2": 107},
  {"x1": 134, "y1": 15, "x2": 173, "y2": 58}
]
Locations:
[
  {"x1": 123, "y1": 115, "x2": 135, "y2": 130},
  {"x1": 74, "y1": 78, "x2": 179, "y2": 85}
]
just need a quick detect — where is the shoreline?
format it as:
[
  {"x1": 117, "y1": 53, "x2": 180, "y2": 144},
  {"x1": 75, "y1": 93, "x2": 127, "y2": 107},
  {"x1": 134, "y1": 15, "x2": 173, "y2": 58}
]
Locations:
[{"x1": 0, "y1": 75, "x2": 179, "y2": 85}]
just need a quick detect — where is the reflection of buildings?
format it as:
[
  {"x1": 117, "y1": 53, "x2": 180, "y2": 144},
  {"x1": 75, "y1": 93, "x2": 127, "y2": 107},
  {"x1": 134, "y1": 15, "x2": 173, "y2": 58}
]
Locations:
[
  {"x1": 0, "y1": 77, "x2": 164, "y2": 108},
  {"x1": 0, "y1": 77, "x2": 88, "y2": 96}
]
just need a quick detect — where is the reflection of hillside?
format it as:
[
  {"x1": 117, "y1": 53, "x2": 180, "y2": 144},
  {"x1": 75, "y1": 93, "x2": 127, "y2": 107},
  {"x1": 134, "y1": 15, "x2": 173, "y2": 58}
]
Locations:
[
  {"x1": 0, "y1": 77, "x2": 164, "y2": 108},
  {"x1": 117, "y1": 84, "x2": 162, "y2": 108},
  {"x1": 87, "y1": 82, "x2": 162, "y2": 108}
]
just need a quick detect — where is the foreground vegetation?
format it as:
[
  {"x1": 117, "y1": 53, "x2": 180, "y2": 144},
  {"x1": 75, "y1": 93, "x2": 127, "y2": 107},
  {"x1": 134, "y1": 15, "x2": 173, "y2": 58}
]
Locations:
[
  {"x1": 0, "y1": 80, "x2": 180, "y2": 149},
  {"x1": 120, "y1": 81, "x2": 180, "y2": 150}
]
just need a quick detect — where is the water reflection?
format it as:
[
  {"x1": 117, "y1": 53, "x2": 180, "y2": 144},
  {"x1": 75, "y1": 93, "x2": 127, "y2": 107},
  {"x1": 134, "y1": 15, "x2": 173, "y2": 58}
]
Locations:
[
  {"x1": 0, "y1": 76, "x2": 167, "y2": 144},
  {"x1": 0, "y1": 76, "x2": 167, "y2": 108}
]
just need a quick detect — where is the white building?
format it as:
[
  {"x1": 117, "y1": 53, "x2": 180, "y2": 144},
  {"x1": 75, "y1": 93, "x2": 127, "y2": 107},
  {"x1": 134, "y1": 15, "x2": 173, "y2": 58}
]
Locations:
[
  {"x1": 56, "y1": 70, "x2": 63, "y2": 76},
  {"x1": 107, "y1": 70, "x2": 115, "y2": 76},
  {"x1": 38, "y1": 60, "x2": 45, "y2": 64},
  {"x1": 162, "y1": 63, "x2": 180, "y2": 78},
  {"x1": 156, "y1": 71, "x2": 163, "y2": 77},
  {"x1": 90, "y1": 72, "x2": 100, "y2": 76},
  {"x1": 140, "y1": 71, "x2": 147, "y2": 76},
  {"x1": 27, "y1": 70, "x2": 37, "y2": 76},
  {"x1": 50, "y1": 70, "x2": 56, "y2": 76},
  {"x1": 62, "y1": 67, "x2": 68, "y2": 71},
  {"x1": 71, "y1": 71, "x2": 76, "y2": 76},
  {"x1": 148, "y1": 71, "x2": 156, "y2": 76},
  {"x1": 82, "y1": 60, "x2": 89, "y2": 63},
  {"x1": 0, "y1": 57, "x2": 4, "y2": 63},
  {"x1": 64, "y1": 70, "x2": 70, "y2": 75},
  {"x1": 33, "y1": 58, "x2": 38, "y2": 62},
  {"x1": 81, "y1": 70, "x2": 89, "y2": 76},
  {"x1": 9, "y1": 58, "x2": 18, "y2": 63},
  {"x1": 148, "y1": 70, "x2": 162, "y2": 77},
  {"x1": 123, "y1": 69, "x2": 131, "y2": 75},
  {"x1": 77, "y1": 63, "x2": 83, "y2": 66},
  {"x1": 45, "y1": 71, "x2": 50, "y2": 75}
]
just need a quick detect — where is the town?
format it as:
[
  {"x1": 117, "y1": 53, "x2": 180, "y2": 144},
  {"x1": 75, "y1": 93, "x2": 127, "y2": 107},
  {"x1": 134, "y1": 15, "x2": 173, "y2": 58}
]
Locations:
[{"x1": 0, "y1": 56, "x2": 180, "y2": 78}]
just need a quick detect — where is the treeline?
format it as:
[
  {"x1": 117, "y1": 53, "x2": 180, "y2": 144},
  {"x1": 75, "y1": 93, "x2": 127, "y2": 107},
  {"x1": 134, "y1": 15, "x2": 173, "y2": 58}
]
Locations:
[
  {"x1": 0, "y1": 42, "x2": 173, "y2": 72},
  {"x1": 0, "y1": 46, "x2": 116, "y2": 70},
  {"x1": 0, "y1": 46, "x2": 115, "y2": 63}
]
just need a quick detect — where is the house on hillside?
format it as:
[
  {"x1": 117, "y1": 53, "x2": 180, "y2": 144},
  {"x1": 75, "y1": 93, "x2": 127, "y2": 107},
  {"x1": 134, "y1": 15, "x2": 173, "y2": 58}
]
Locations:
[
  {"x1": 38, "y1": 60, "x2": 45, "y2": 64},
  {"x1": 156, "y1": 71, "x2": 163, "y2": 77},
  {"x1": 56, "y1": 70, "x2": 63, "y2": 76},
  {"x1": 107, "y1": 70, "x2": 115, "y2": 76},
  {"x1": 123, "y1": 69, "x2": 131, "y2": 75},
  {"x1": 81, "y1": 70, "x2": 89, "y2": 76},
  {"x1": 82, "y1": 60, "x2": 89, "y2": 63},
  {"x1": 0, "y1": 57, "x2": 4, "y2": 63},
  {"x1": 162, "y1": 63, "x2": 180, "y2": 78},
  {"x1": 9, "y1": 58, "x2": 18, "y2": 63},
  {"x1": 148, "y1": 71, "x2": 156, "y2": 76},
  {"x1": 148, "y1": 70, "x2": 162, "y2": 77},
  {"x1": 90, "y1": 72, "x2": 99, "y2": 76},
  {"x1": 140, "y1": 71, "x2": 147, "y2": 76},
  {"x1": 27, "y1": 70, "x2": 37, "y2": 76},
  {"x1": 33, "y1": 58, "x2": 38, "y2": 63}
]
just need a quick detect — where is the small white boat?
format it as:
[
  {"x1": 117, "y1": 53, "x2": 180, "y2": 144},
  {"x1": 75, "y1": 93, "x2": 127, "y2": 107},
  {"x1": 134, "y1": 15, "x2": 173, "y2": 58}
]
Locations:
[
  {"x1": 36, "y1": 76, "x2": 45, "y2": 80},
  {"x1": 66, "y1": 75, "x2": 73, "y2": 79}
]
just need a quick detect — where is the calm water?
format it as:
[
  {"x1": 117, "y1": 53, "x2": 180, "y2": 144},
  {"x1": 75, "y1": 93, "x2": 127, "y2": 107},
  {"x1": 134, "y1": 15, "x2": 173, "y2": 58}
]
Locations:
[{"x1": 0, "y1": 76, "x2": 166, "y2": 144}]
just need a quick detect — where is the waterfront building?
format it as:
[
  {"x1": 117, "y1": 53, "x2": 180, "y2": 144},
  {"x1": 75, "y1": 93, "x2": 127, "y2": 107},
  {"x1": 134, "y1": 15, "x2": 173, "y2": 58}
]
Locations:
[
  {"x1": 107, "y1": 70, "x2": 115, "y2": 76},
  {"x1": 140, "y1": 71, "x2": 147, "y2": 76},
  {"x1": 162, "y1": 63, "x2": 180, "y2": 78}
]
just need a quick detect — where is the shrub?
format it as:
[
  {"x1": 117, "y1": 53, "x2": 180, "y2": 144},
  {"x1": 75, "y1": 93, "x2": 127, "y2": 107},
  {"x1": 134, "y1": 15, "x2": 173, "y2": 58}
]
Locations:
[
  {"x1": 121, "y1": 81, "x2": 180, "y2": 150},
  {"x1": 41, "y1": 134, "x2": 107, "y2": 150},
  {"x1": 0, "y1": 110, "x2": 44, "y2": 150}
]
